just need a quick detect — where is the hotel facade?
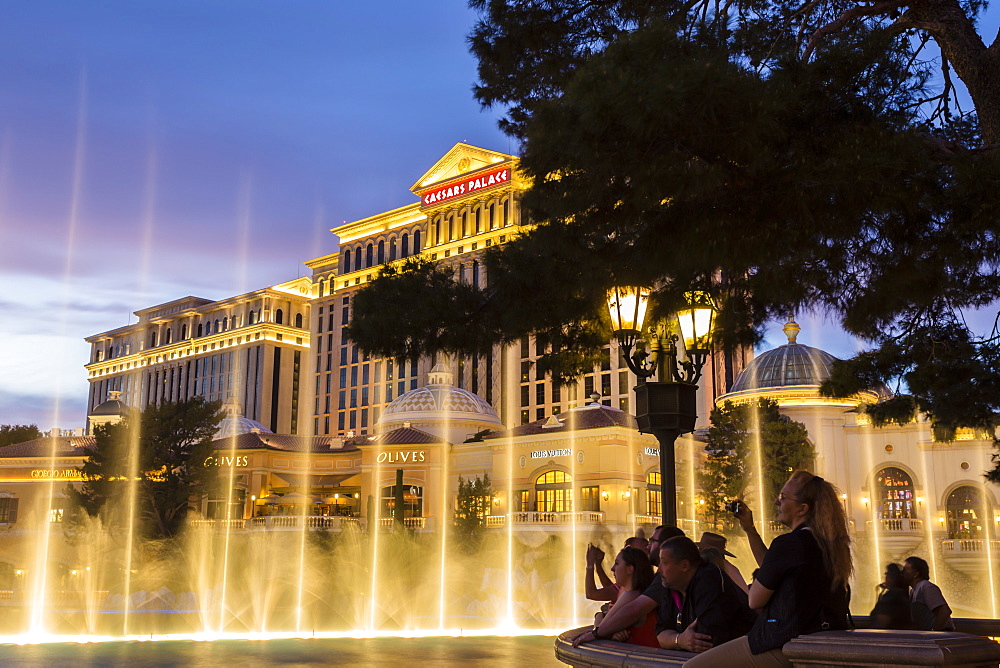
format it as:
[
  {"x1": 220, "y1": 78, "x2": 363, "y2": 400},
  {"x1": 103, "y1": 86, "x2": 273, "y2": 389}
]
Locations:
[{"x1": 0, "y1": 143, "x2": 996, "y2": 614}]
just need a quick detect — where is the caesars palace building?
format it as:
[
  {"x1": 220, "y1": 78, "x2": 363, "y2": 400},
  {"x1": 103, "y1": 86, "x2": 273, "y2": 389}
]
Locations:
[{"x1": 2, "y1": 144, "x2": 998, "y2": 607}]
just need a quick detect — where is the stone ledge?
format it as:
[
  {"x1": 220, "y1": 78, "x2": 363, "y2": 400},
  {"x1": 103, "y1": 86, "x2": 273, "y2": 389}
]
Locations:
[
  {"x1": 554, "y1": 627, "x2": 1000, "y2": 668},
  {"x1": 554, "y1": 627, "x2": 692, "y2": 667},
  {"x1": 783, "y1": 629, "x2": 1000, "y2": 667}
]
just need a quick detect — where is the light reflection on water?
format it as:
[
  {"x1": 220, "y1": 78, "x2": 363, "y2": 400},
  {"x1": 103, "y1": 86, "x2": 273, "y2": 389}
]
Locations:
[{"x1": 0, "y1": 635, "x2": 561, "y2": 667}]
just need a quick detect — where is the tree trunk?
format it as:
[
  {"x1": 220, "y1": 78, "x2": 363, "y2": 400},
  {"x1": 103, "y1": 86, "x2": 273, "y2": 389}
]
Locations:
[{"x1": 909, "y1": 0, "x2": 1000, "y2": 143}]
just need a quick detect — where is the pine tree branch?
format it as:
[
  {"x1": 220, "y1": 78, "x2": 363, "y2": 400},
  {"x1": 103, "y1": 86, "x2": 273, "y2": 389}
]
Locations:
[{"x1": 803, "y1": 0, "x2": 910, "y2": 60}]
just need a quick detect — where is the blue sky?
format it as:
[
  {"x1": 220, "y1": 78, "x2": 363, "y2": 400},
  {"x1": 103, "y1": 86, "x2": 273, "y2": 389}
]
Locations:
[{"x1": 0, "y1": 2, "x2": 995, "y2": 429}]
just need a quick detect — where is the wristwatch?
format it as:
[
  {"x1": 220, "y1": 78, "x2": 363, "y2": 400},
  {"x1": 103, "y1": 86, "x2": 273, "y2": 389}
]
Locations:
[{"x1": 592, "y1": 625, "x2": 604, "y2": 639}]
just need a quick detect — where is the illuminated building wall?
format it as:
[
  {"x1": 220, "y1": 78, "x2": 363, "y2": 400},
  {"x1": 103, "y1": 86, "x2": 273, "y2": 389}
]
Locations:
[
  {"x1": 84, "y1": 278, "x2": 313, "y2": 435},
  {"x1": 308, "y1": 143, "x2": 744, "y2": 437}
]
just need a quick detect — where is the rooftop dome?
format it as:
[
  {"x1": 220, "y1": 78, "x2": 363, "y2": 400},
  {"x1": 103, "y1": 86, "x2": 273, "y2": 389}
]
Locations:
[
  {"x1": 90, "y1": 390, "x2": 129, "y2": 417},
  {"x1": 378, "y1": 364, "x2": 502, "y2": 428},
  {"x1": 729, "y1": 317, "x2": 838, "y2": 393},
  {"x1": 214, "y1": 398, "x2": 272, "y2": 439}
]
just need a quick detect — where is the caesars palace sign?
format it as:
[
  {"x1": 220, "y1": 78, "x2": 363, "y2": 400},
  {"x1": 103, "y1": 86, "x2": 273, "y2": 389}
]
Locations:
[{"x1": 420, "y1": 166, "x2": 509, "y2": 206}]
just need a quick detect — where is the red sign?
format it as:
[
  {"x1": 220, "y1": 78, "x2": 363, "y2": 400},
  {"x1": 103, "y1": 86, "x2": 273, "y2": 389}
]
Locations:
[{"x1": 421, "y1": 166, "x2": 510, "y2": 206}]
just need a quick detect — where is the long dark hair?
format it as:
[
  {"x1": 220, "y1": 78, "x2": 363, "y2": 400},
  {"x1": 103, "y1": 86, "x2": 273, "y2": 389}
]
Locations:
[
  {"x1": 789, "y1": 470, "x2": 853, "y2": 590},
  {"x1": 619, "y1": 546, "x2": 654, "y2": 592}
]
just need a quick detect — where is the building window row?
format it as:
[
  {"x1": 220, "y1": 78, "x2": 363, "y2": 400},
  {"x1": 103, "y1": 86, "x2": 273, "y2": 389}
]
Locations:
[{"x1": 342, "y1": 228, "x2": 422, "y2": 274}]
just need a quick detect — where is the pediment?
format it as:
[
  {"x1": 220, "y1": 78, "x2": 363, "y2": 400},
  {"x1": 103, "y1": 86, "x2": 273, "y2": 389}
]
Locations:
[{"x1": 410, "y1": 143, "x2": 514, "y2": 193}]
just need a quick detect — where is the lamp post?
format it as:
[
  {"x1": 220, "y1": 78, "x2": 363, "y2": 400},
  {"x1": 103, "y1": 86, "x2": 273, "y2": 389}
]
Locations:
[{"x1": 607, "y1": 286, "x2": 716, "y2": 528}]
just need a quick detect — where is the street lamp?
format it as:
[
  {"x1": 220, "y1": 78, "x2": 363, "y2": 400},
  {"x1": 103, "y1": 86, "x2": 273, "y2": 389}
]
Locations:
[{"x1": 607, "y1": 286, "x2": 716, "y2": 528}]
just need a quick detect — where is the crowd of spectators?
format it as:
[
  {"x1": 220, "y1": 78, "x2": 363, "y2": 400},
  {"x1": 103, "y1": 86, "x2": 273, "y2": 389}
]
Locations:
[{"x1": 574, "y1": 470, "x2": 954, "y2": 667}]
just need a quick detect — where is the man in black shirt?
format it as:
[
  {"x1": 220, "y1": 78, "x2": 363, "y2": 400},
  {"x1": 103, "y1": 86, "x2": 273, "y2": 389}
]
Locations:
[{"x1": 575, "y1": 536, "x2": 753, "y2": 654}]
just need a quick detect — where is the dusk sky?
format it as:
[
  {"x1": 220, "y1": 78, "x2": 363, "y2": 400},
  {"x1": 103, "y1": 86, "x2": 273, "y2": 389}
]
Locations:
[{"x1": 1, "y1": 3, "x2": 994, "y2": 430}]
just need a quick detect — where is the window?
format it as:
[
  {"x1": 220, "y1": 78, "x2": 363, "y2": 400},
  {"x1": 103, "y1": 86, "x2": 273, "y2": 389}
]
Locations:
[
  {"x1": 646, "y1": 471, "x2": 662, "y2": 518},
  {"x1": 0, "y1": 497, "x2": 18, "y2": 523},
  {"x1": 401, "y1": 233, "x2": 409, "y2": 258},
  {"x1": 581, "y1": 486, "x2": 601, "y2": 512},
  {"x1": 535, "y1": 470, "x2": 573, "y2": 512},
  {"x1": 377, "y1": 240, "x2": 385, "y2": 264},
  {"x1": 275, "y1": 309, "x2": 284, "y2": 325},
  {"x1": 515, "y1": 490, "x2": 530, "y2": 512},
  {"x1": 343, "y1": 249, "x2": 352, "y2": 274},
  {"x1": 381, "y1": 484, "x2": 423, "y2": 518},
  {"x1": 947, "y1": 485, "x2": 989, "y2": 539},
  {"x1": 295, "y1": 313, "x2": 303, "y2": 328},
  {"x1": 413, "y1": 229, "x2": 421, "y2": 252},
  {"x1": 875, "y1": 467, "x2": 915, "y2": 519}
]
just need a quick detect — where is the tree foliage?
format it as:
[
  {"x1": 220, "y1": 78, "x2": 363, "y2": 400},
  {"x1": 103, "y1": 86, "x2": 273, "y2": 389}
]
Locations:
[
  {"x1": 67, "y1": 397, "x2": 224, "y2": 540},
  {"x1": 698, "y1": 399, "x2": 815, "y2": 530},
  {"x1": 348, "y1": 1, "x2": 1000, "y2": 476},
  {"x1": 453, "y1": 474, "x2": 493, "y2": 550},
  {"x1": 0, "y1": 424, "x2": 41, "y2": 448}
]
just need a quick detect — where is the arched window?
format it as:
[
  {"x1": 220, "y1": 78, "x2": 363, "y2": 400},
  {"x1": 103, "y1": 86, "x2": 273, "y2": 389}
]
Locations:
[
  {"x1": 401, "y1": 233, "x2": 409, "y2": 258},
  {"x1": 413, "y1": 229, "x2": 421, "y2": 252},
  {"x1": 947, "y1": 485, "x2": 989, "y2": 539},
  {"x1": 875, "y1": 467, "x2": 915, "y2": 519},
  {"x1": 461, "y1": 211, "x2": 467, "y2": 237},
  {"x1": 435, "y1": 217, "x2": 442, "y2": 244},
  {"x1": 354, "y1": 245, "x2": 363, "y2": 272},
  {"x1": 165, "y1": 329, "x2": 173, "y2": 344},
  {"x1": 448, "y1": 215, "x2": 455, "y2": 241},
  {"x1": 503, "y1": 198, "x2": 511, "y2": 226},
  {"x1": 474, "y1": 207, "x2": 481, "y2": 234},
  {"x1": 149, "y1": 330, "x2": 157, "y2": 348},
  {"x1": 197, "y1": 323, "x2": 204, "y2": 337},
  {"x1": 275, "y1": 309, "x2": 284, "y2": 325},
  {"x1": 381, "y1": 484, "x2": 423, "y2": 518},
  {"x1": 295, "y1": 313, "x2": 303, "y2": 328},
  {"x1": 181, "y1": 324, "x2": 188, "y2": 340},
  {"x1": 646, "y1": 471, "x2": 662, "y2": 519},
  {"x1": 366, "y1": 243, "x2": 374, "y2": 267},
  {"x1": 389, "y1": 237, "x2": 397, "y2": 261},
  {"x1": 489, "y1": 202, "x2": 496, "y2": 229},
  {"x1": 343, "y1": 249, "x2": 352, "y2": 274},
  {"x1": 377, "y1": 240, "x2": 385, "y2": 264},
  {"x1": 535, "y1": 470, "x2": 572, "y2": 512}
]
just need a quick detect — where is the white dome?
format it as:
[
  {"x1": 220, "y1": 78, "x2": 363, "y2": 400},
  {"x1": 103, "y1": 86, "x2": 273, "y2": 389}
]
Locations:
[
  {"x1": 377, "y1": 364, "x2": 502, "y2": 441},
  {"x1": 214, "y1": 398, "x2": 273, "y2": 439}
]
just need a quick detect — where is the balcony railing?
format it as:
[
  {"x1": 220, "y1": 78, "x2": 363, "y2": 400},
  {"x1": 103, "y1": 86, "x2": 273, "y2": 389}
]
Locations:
[
  {"x1": 866, "y1": 518, "x2": 924, "y2": 533},
  {"x1": 941, "y1": 538, "x2": 1000, "y2": 553},
  {"x1": 377, "y1": 516, "x2": 426, "y2": 530},
  {"x1": 192, "y1": 516, "x2": 361, "y2": 531},
  {"x1": 488, "y1": 511, "x2": 605, "y2": 526},
  {"x1": 631, "y1": 514, "x2": 658, "y2": 526}
]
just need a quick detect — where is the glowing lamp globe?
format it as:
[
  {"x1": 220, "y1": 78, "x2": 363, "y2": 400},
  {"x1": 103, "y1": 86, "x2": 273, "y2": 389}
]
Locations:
[
  {"x1": 677, "y1": 290, "x2": 715, "y2": 353},
  {"x1": 607, "y1": 286, "x2": 650, "y2": 335}
]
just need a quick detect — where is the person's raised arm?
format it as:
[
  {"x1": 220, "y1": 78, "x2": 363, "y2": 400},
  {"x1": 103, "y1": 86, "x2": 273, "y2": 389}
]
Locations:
[
  {"x1": 735, "y1": 502, "x2": 767, "y2": 567},
  {"x1": 585, "y1": 545, "x2": 617, "y2": 601}
]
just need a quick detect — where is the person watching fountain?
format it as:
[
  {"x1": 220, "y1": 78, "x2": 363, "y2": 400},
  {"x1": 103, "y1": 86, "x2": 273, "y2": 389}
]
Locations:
[
  {"x1": 578, "y1": 546, "x2": 659, "y2": 646},
  {"x1": 902, "y1": 556, "x2": 954, "y2": 631},
  {"x1": 684, "y1": 471, "x2": 852, "y2": 667},
  {"x1": 575, "y1": 536, "x2": 753, "y2": 654},
  {"x1": 584, "y1": 543, "x2": 617, "y2": 616},
  {"x1": 870, "y1": 563, "x2": 911, "y2": 629},
  {"x1": 698, "y1": 531, "x2": 749, "y2": 595},
  {"x1": 648, "y1": 525, "x2": 685, "y2": 569}
]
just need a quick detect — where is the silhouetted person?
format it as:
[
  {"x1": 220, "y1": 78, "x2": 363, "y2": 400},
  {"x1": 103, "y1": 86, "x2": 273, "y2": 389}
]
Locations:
[
  {"x1": 870, "y1": 563, "x2": 910, "y2": 629},
  {"x1": 903, "y1": 556, "x2": 953, "y2": 631}
]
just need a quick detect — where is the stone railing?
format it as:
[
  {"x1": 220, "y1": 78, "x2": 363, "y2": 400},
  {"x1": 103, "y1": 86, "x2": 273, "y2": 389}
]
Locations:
[
  {"x1": 866, "y1": 518, "x2": 924, "y2": 532},
  {"x1": 507, "y1": 511, "x2": 605, "y2": 525},
  {"x1": 941, "y1": 538, "x2": 1000, "y2": 553},
  {"x1": 377, "y1": 516, "x2": 426, "y2": 530},
  {"x1": 192, "y1": 516, "x2": 361, "y2": 531},
  {"x1": 555, "y1": 627, "x2": 1000, "y2": 667}
]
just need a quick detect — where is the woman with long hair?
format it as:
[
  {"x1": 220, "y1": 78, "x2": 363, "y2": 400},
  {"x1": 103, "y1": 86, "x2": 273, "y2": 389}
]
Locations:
[
  {"x1": 684, "y1": 470, "x2": 852, "y2": 667},
  {"x1": 577, "y1": 545, "x2": 659, "y2": 647}
]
